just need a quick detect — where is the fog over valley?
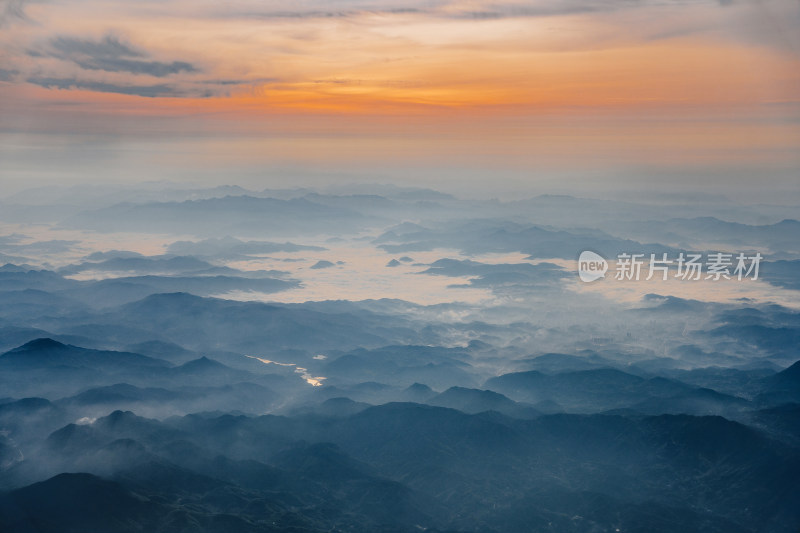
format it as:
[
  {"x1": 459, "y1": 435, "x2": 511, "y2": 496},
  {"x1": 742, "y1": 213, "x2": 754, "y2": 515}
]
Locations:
[
  {"x1": 0, "y1": 184, "x2": 798, "y2": 531},
  {"x1": 1, "y1": 0, "x2": 798, "y2": 528}
]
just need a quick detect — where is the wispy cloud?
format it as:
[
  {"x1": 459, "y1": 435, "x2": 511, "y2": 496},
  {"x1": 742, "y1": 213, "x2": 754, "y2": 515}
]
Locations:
[
  {"x1": 0, "y1": 0, "x2": 30, "y2": 27},
  {"x1": 33, "y1": 34, "x2": 198, "y2": 77},
  {"x1": 204, "y1": 0, "x2": 728, "y2": 21},
  {"x1": 1, "y1": 0, "x2": 796, "y2": 116},
  {"x1": 26, "y1": 76, "x2": 209, "y2": 98},
  {"x1": 0, "y1": 68, "x2": 18, "y2": 81}
]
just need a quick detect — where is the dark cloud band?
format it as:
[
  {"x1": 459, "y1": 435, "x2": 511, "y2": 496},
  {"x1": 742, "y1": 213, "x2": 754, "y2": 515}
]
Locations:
[
  {"x1": 33, "y1": 34, "x2": 199, "y2": 77},
  {"x1": 26, "y1": 76, "x2": 198, "y2": 98}
]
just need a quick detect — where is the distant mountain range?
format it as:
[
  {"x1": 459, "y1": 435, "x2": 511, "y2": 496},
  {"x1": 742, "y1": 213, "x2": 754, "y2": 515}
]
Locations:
[
  {"x1": 1, "y1": 187, "x2": 799, "y2": 531},
  {"x1": 1, "y1": 403, "x2": 797, "y2": 532}
]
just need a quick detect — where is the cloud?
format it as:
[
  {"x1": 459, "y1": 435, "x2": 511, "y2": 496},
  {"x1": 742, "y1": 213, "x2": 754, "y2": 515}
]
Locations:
[
  {"x1": 80, "y1": 57, "x2": 196, "y2": 77},
  {"x1": 35, "y1": 34, "x2": 198, "y2": 77},
  {"x1": 48, "y1": 34, "x2": 145, "y2": 60},
  {"x1": 20, "y1": 34, "x2": 224, "y2": 97},
  {"x1": 210, "y1": 0, "x2": 724, "y2": 21},
  {"x1": 0, "y1": 68, "x2": 18, "y2": 81},
  {"x1": 0, "y1": 0, "x2": 30, "y2": 27},
  {"x1": 202, "y1": 77, "x2": 279, "y2": 86},
  {"x1": 212, "y1": 0, "x2": 430, "y2": 20},
  {"x1": 441, "y1": 0, "x2": 647, "y2": 19},
  {"x1": 26, "y1": 76, "x2": 207, "y2": 98}
]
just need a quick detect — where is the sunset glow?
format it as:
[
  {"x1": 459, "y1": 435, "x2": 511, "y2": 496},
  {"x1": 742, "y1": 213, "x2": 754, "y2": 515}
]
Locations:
[{"x1": 1, "y1": 0, "x2": 798, "y2": 198}]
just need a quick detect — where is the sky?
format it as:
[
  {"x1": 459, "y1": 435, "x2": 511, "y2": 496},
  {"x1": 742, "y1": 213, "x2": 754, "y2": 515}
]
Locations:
[{"x1": 1, "y1": 0, "x2": 799, "y2": 199}]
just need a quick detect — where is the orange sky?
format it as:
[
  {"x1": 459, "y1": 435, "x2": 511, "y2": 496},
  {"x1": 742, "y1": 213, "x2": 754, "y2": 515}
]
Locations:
[
  {"x1": 0, "y1": 0, "x2": 798, "y2": 197},
  {"x1": 2, "y1": 0, "x2": 798, "y2": 113}
]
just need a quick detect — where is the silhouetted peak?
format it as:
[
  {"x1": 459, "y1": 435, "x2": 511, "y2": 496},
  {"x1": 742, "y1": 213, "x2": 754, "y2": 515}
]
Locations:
[
  {"x1": 770, "y1": 360, "x2": 800, "y2": 388},
  {"x1": 101, "y1": 410, "x2": 140, "y2": 427},
  {"x1": 128, "y1": 292, "x2": 205, "y2": 308},
  {"x1": 439, "y1": 386, "x2": 508, "y2": 399},
  {"x1": 774, "y1": 219, "x2": 800, "y2": 228},
  {"x1": 778, "y1": 360, "x2": 800, "y2": 379},
  {"x1": 0, "y1": 397, "x2": 53, "y2": 412},
  {"x1": 322, "y1": 397, "x2": 359, "y2": 407},
  {"x1": 12, "y1": 338, "x2": 67, "y2": 352},
  {"x1": 310, "y1": 260, "x2": 335, "y2": 269},
  {"x1": 176, "y1": 356, "x2": 229, "y2": 372},
  {"x1": 405, "y1": 382, "x2": 433, "y2": 393},
  {"x1": 1, "y1": 264, "x2": 26, "y2": 272}
]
